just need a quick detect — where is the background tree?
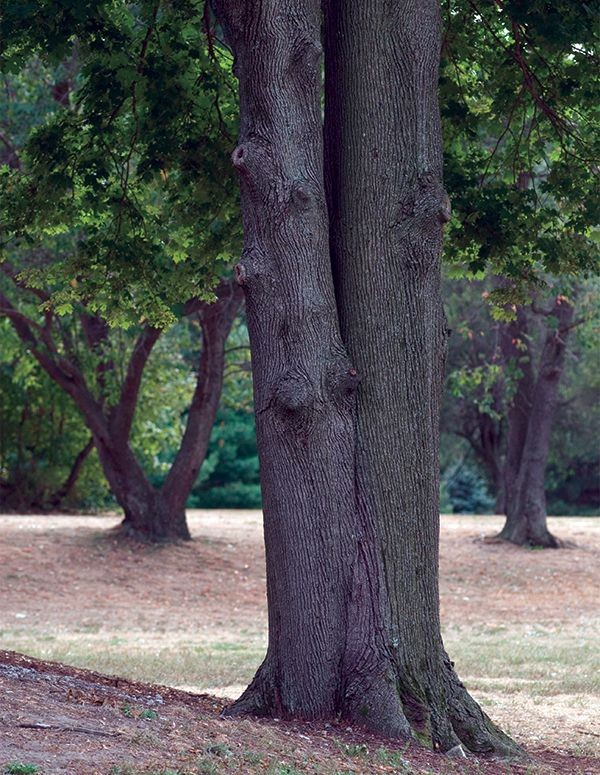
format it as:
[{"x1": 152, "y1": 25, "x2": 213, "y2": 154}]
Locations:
[
  {"x1": 440, "y1": 0, "x2": 599, "y2": 544},
  {"x1": 1, "y1": 273, "x2": 242, "y2": 538},
  {"x1": 444, "y1": 276, "x2": 599, "y2": 539},
  {"x1": 0, "y1": 1, "x2": 244, "y2": 538}
]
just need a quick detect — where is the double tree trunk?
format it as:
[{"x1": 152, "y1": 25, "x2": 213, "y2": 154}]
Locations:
[
  {"x1": 216, "y1": 0, "x2": 518, "y2": 757},
  {"x1": 498, "y1": 299, "x2": 574, "y2": 547}
]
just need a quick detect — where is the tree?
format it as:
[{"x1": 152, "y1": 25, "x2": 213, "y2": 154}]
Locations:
[
  {"x1": 212, "y1": 0, "x2": 517, "y2": 756},
  {"x1": 1, "y1": 275, "x2": 242, "y2": 539},
  {"x1": 0, "y1": 1, "x2": 244, "y2": 538},
  {"x1": 496, "y1": 294, "x2": 575, "y2": 546},
  {"x1": 444, "y1": 278, "x2": 597, "y2": 544}
]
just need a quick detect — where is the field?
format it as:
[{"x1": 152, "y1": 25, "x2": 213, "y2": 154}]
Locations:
[{"x1": 1, "y1": 511, "x2": 599, "y2": 774}]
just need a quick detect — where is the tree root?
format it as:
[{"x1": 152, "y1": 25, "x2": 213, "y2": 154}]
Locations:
[{"x1": 110, "y1": 518, "x2": 192, "y2": 544}]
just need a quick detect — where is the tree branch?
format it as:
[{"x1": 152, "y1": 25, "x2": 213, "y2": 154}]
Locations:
[
  {"x1": 162, "y1": 279, "x2": 243, "y2": 507},
  {"x1": 0, "y1": 291, "x2": 109, "y2": 443},
  {"x1": 108, "y1": 325, "x2": 161, "y2": 445}
]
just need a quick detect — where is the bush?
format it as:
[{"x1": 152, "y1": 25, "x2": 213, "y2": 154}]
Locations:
[{"x1": 442, "y1": 464, "x2": 494, "y2": 514}]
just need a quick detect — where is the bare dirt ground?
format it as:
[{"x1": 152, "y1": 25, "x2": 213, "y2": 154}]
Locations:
[{"x1": 0, "y1": 511, "x2": 599, "y2": 774}]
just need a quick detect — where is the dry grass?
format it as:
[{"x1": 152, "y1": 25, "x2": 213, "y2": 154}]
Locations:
[{"x1": 1, "y1": 511, "x2": 599, "y2": 765}]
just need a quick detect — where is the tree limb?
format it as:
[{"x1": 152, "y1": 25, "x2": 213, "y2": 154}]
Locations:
[{"x1": 109, "y1": 325, "x2": 161, "y2": 445}]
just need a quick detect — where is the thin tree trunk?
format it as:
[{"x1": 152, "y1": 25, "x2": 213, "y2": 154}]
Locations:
[
  {"x1": 498, "y1": 298, "x2": 574, "y2": 547},
  {"x1": 215, "y1": 0, "x2": 361, "y2": 718},
  {"x1": 324, "y1": 0, "x2": 516, "y2": 755},
  {"x1": 48, "y1": 437, "x2": 94, "y2": 508}
]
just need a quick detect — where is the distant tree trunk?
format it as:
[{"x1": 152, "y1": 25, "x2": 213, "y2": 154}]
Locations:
[
  {"x1": 498, "y1": 298, "x2": 574, "y2": 547},
  {"x1": 215, "y1": 0, "x2": 518, "y2": 756},
  {"x1": 48, "y1": 437, "x2": 94, "y2": 508},
  {"x1": 463, "y1": 409, "x2": 504, "y2": 513}
]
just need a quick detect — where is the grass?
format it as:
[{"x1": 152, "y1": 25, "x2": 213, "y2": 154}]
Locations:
[
  {"x1": 0, "y1": 629, "x2": 266, "y2": 690},
  {"x1": 3, "y1": 621, "x2": 598, "y2": 702},
  {"x1": 444, "y1": 622, "x2": 600, "y2": 697}
]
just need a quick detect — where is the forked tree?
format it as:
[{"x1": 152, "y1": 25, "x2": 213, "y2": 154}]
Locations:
[
  {"x1": 1, "y1": 276, "x2": 242, "y2": 540},
  {"x1": 213, "y1": 0, "x2": 518, "y2": 756}
]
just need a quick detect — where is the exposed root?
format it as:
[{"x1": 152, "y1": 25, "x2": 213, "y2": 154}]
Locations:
[
  {"x1": 343, "y1": 673, "x2": 412, "y2": 739},
  {"x1": 109, "y1": 519, "x2": 192, "y2": 544},
  {"x1": 497, "y1": 528, "x2": 562, "y2": 549},
  {"x1": 221, "y1": 662, "x2": 275, "y2": 718},
  {"x1": 442, "y1": 654, "x2": 524, "y2": 759}
]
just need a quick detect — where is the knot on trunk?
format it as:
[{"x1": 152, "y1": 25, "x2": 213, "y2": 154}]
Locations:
[
  {"x1": 289, "y1": 35, "x2": 323, "y2": 78},
  {"x1": 289, "y1": 180, "x2": 313, "y2": 212},
  {"x1": 394, "y1": 176, "x2": 451, "y2": 230},
  {"x1": 272, "y1": 369, "x2": 322, "y2": 436},
  {"x1": 328, "y1": 361, "x2": 360, "y2": 409},
  {"x1": 231, "y1": 144, "x2": 247, "y2": 171},
  {"x1": 234, "y1": 262, "x2": 247, "y2": 286},
  {"x1": 234, "y1": 246, "x2": 268, "y2": 291}
]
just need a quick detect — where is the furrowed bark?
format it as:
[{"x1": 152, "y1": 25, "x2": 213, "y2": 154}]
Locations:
[
  {"x1": 324, "y1": 0, "x2": 518, "y2": 754},
  {"x1": 215, "y1": 0, "x2": 360, "y2": 718},
  {"x1": 499, "y1": 298, "x2": 574, "y2": 547}
]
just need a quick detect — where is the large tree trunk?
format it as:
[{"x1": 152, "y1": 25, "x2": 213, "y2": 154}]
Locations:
[
  {"x1": 498, "y1": 298, "x2": 574, "y2": 547},
  {"x1": 215, "y1": 0, "x2": 518, "y2": 758},
  {"x1": 216, "y1": 0, "x2": 360, "y2": 718},
  {"x1": 324, "y1": 0, "x2": 516, "y2": 755}
]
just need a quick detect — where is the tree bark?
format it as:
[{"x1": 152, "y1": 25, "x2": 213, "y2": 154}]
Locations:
[
  {"x1": 324, "y1": 0, "x2": 516, "y2": 755},
  {"x1": 215, "y1": 0, "x2": 361, "y2": 718},
  {"x1": 215, "y1": 0, "x2": 518, "y2": 757},
  {"x1": 498, "y1": 298, "x2": 574, "y2": 547}
]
